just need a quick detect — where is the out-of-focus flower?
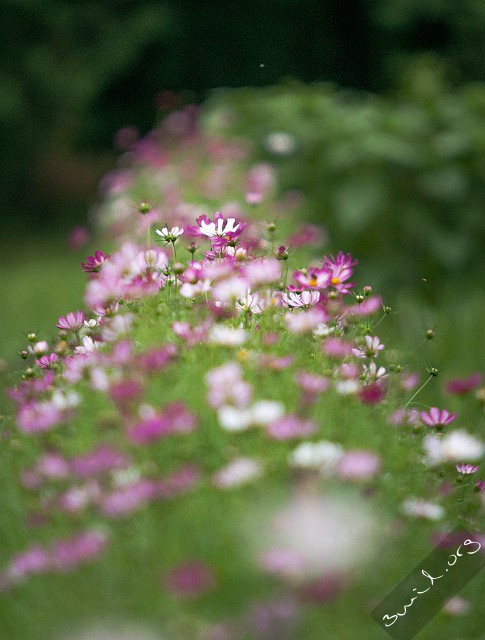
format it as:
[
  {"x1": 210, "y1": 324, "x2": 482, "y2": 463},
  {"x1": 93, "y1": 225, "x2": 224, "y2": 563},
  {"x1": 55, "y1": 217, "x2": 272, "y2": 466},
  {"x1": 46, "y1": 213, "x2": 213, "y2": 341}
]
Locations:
[
  {"x1": 455, "y1": 464, "x2": 479, "y2": 475},
  {"x1": 266, "y1": 415, "x2": 315, "y2": 440},
  {"x1": 288, "y1": 441, "x2": 344, "y2": 474},
  {"x1": 251, "y1": 491, "x2": 378, "y2": 580},
  {"x1": 163, "y1": 561, "x2": 215, "y2": 598},
  {"x1": 213, "y1": 457, "x2": 263, "y2": 488},
  {"x1": 402, "y1": 499, "x2": 445, "y2": 521},
  {"x1": 282, "y1": 290, "x2": 320, "y2": 308},
  {"x1": 424, "y1": 430, "x2": 485, "y2": 466},
  {"x1": 208, "y1": 325, "x2": 248, "y2": 346},
  {"x1": 444, "y1": 373, "x2": 482, "y2": 395},
  {"x1": 420, "y1": 407, "x2": 457, "y2": 430},
  {"x1": 336, "y1": 450, "x2": 381, "y2": 481}
]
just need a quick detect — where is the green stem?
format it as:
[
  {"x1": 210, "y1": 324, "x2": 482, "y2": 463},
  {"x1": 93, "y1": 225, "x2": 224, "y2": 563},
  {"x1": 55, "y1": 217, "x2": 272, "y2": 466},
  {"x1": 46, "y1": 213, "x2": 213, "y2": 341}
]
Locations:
[
  {"x1": 404, "y1": 374, "x2": 433, "y2": 408},
  {"x1": 146, "y1": 217, "x2": 151, "y2": 251}
]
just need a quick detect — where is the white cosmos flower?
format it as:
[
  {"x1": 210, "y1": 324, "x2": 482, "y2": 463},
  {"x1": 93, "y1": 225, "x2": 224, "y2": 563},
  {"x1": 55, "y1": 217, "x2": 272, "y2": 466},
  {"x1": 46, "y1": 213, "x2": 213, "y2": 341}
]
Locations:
[
  {"x1": 199, "y1": 216, "x2": 240, "y2": 238},
  {"x1": 402, "y1": 499, "x2": 445, "y2": 521},
  {"x1": 217, "y1": 406, "x2": 253, "y2": 431},
  {"x1": 208, "y1": 325, "x2": 248, "y2": 346},
  {"x1": 155, "y1": 226, "x2": 184, "y2": 242},
  {"x1": 424, "y1": 429, "x2": 485, "y2": 466},
  {"x1": 213, "y1": 457, "x2": 263, "y2": 488},
  {"x1": 251, "y1": 400, "x2": 285, "y2": 425},
  {"x1": 289, "y1": 441, "x2": 344, "y2": 474}
]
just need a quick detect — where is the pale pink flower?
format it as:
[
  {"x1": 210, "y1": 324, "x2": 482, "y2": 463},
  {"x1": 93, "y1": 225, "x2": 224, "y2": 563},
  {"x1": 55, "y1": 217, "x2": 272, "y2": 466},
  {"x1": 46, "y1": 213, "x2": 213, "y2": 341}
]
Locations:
[
  {"x1": 445, "y1": 373, "x2": 482, "y2": 395},
  {"x1": 455, "y1": 464, "x2": 479, "y2": 475},
  {"x1": 266, "y1": 415, "x2": 316, "y2": 440},
  {"x1": 163, "y1": 561, "x2": 215, "y2": 598},
  {"x1": 352, "y1": 335, "x2": 384, "y2": 359},
  {"x1": 336, "y1": 450, "x2": 381, "y2": 480},
  {"x1": 420, "y1": 407, "x2": 457, "y2": 429},
  {"x1": 323, "y1": 337, "x2": 353, "y2": 358},
  {"x1": 213, "y1": 457, "x2": 263, "y2": 488},
  {"x1": 56, "y1": 311, "x2": 86, "y2": 332},
  {"x1": 35, "y1": 353, "x2": 58, "y2": 369},
  {"x1": 236, "y1": 290, "x2": 264, "y2": 314},
  {"x1": 206, "y1": 362, "x2": 252, "y2": 409},
  {"x1": 285, "y1": 308, "x2": 327, "y2": 333},
  {"x1": 242, "y1": 258, "x2": 281, "y2": 286}
]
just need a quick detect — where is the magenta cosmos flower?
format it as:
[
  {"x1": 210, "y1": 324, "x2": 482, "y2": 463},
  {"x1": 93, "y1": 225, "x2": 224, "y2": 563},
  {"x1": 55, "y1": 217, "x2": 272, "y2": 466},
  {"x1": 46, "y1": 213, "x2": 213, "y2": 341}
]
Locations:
[
  {"x1": 323, "y1": 252, "x2": 357, "y2": 294},
  {"x1": 444, "y1": 373, "x2": 482, "y2": 395},
  {"x1": 81, "y1": 250, "x2": 110, "y2": 273},
  {"x1": 420, "y1": 407, "x2": 457, "y2": 430}
]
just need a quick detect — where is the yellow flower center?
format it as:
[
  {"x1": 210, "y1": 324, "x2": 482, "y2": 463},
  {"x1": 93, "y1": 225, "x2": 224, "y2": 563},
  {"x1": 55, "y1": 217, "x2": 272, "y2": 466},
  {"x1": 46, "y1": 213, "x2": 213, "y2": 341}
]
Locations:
[{"x1": 331, "y1": 277, "x2": 340, "y2": 285}]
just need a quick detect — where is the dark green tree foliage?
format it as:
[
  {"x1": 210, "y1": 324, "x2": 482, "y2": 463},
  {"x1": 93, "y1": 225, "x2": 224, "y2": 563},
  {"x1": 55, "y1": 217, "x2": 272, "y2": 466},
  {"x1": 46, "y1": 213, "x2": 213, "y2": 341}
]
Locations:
[
  {"x1": 204, "y1": 61, "x2": 485, "y2": 295},
  {"x1": 1, "y1": 0, "x2": 484, "y2": 234}
]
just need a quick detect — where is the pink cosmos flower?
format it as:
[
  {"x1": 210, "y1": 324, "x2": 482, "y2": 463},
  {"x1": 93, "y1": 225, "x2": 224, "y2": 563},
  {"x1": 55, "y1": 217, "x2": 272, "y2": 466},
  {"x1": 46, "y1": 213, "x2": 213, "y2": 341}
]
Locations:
[
  {"x1": 285, "y1": 308, "x2": 327, "y2": 333},
  {"x1": 336, "y1": 450, "x2": 381, "y2": 480},
  {"x1": 126, "y1": 402, "x2": 197, "y2": 444},
  {"x1": 56, "y1": 310, "x2": 86, "y2": 332},
  {"x1": 293, "y1": 268, "x2": 330, "y2": 290},
  {"x1": 136, "y1": 344, "x2": 177, "y2": 371},
  {"x1": 100, "y1": 480, "x2": 157, "y2": 517},
  {"x1": 359, "y1": 382, "x2": 386, "y2": 405},
  {"x1": 323, "y1": 337, "x2": 354, "y2": 358},
  {"x1": 163, "y1": 561, "x2": 215, "y2": 598},
  {"x1": 294, "y1": 371, "x2": 330, "y2": 395},
  {"x1": 455, "y1": 464, "x2": 479, "y2": 475},
  {"x1": 156, "y1": 464, "x2": 200, "y2": 499},
  {"x1": 387, "y1": 408, "x2": 420, "y2": 426},
  {"x1": 420, "y1": 407, "x2": 457, "y2": 430},
  {"x1": 242, "y1": 258, "x2": 281, "y2": 286},
  {"x1": 245, "y1": 163, "x2": 275, "y2": 204},
  {"x1": 50, "y1": 530, "x2": 109, "y2": 572},
  {"x1": 323, "y1": 252, "x2": 357, "y2": 294},
  {"x1": 345, "y1": 295, "x2": 382, "y2": 317},
  {"x1": 266, "y1": 415, "x2": 316, "y2": 440},
  {"x1": 205, "y1": 362, "x2": 252, "y2": 409},
  {"x1": 71, "y1": 445, "x2": 131, "y2": 478},
  {"x1": 352, "y1": 335, "x2": 384, "y2": 359},
  {"x1": 35, "y1": 353, "x2": 59, "y2": 369},
  {"x1": 6, "y1": 546, "x2": 51, "y2": 581},
  {"x1": 81, "y1": 250, "x2": 110, "y2": 273},
  {"x1": 58, "y1": 482, "x2": 101, "y2": 515},
  {"x1": 35, "y1": 452, "x2": 70, "y2": 479},
  {"x1": 17, "y1": 400, "x2": 65, "y2": 434},
  {"x1": 476, "y1": 479, "x2": 485, "y2": 492},
  {"x1": 288, "y1": 224, "x2": 326, "y2": 248},
  {"x1": 444, "y1": 373, "x2": 483, "y2": 395},
  {"x1": 68, "y1": 226, "x2": 89, "y2": 250}
]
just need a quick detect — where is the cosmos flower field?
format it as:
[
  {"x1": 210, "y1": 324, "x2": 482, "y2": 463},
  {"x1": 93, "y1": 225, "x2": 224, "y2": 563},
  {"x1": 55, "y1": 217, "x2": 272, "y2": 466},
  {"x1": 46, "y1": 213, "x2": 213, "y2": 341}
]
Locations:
[{"x1": 1, "y1": 106, "x2": 485, "y2": 640}]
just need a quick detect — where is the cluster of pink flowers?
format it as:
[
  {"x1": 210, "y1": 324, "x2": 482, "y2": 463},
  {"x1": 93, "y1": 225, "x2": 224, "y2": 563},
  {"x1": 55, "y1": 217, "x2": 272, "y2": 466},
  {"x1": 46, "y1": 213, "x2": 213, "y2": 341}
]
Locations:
[{"x1": 4, "y1": 105, "x2": 484, "y2": 634}]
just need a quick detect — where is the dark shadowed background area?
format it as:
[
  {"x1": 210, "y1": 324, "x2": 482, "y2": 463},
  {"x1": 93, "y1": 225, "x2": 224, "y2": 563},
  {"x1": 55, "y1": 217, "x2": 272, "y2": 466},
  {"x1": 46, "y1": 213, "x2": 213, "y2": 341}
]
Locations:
[{"x1": 2, "y1": 0, "x2": 484, "y2": 236}]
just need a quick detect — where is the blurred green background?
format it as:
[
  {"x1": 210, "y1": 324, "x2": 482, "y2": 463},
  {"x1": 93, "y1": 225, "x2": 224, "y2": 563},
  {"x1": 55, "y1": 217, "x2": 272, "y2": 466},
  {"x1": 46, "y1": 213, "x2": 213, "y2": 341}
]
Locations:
[{"x1": 1, "y1": 0, "x2": 485, "y2": 373}]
